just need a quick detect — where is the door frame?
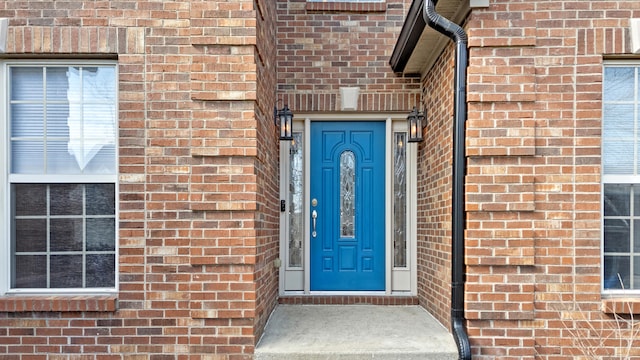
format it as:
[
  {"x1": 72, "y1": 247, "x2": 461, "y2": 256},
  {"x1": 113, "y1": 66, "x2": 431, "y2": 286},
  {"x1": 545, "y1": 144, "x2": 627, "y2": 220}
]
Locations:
[{"x1": 279, "y1": 113, "x2": 417, "y2": 295}]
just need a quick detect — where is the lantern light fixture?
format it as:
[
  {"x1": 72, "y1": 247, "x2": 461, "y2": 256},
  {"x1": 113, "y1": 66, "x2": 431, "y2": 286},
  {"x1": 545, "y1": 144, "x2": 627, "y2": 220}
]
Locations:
[
  {"x1": 407, "y1": 106, "x2": 425, "y2": 143},
  {"x1": 275, "y1": 105, "x2": 293, "y2": 141}
]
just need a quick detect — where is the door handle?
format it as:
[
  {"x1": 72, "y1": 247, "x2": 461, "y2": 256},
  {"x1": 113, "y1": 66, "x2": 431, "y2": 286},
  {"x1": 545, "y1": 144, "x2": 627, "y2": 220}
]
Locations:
[{"x1": 311, "y1": 210, "x2": 318, "y2": 238}]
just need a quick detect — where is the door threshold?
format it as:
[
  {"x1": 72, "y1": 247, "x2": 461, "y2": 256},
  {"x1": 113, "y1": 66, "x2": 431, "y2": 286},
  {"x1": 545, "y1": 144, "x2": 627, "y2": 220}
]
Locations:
[{"x1": 279, "y1": 294, "x2": 418, "y2": 305}]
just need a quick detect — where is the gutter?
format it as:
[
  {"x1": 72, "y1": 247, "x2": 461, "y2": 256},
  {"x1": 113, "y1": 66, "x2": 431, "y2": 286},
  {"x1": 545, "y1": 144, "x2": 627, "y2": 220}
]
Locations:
[
  {"x1": 389, "y1": 0, "x2": 426, "y2": 73},
  {"x1": 423, "y1": 1, "x2": 471, "y2": 359}
]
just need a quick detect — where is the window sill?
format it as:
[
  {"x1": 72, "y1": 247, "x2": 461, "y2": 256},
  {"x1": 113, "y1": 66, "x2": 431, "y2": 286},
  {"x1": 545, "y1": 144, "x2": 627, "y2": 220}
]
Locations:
[
  {"x1": 306, "y1": 1, "x2": 387, "y2": 12},
  {"x1": 602, "y1": 298, "x2": 640, "y2": 315},
  {"x1": 0, "y1": 295, "x2": 117, "y2": 313}
]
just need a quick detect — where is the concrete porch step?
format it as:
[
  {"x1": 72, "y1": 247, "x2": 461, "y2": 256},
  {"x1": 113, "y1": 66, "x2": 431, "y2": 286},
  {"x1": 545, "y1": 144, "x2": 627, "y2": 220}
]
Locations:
[{"x1": 255, "y1": 305, "x2": 458, "y2": 360}]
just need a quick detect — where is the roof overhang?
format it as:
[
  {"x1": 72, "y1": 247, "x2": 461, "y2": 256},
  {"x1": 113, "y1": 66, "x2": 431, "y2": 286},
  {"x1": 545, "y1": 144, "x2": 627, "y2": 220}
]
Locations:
[{"x1": 390, "y1": 0, "x2": 470, "y2": 76}]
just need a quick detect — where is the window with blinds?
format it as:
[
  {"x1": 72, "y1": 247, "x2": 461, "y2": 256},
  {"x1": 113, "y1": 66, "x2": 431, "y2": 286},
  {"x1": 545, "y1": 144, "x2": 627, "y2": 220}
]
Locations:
[{"x1": 4, "y1": 62, "x2": 118, "y2": 292}]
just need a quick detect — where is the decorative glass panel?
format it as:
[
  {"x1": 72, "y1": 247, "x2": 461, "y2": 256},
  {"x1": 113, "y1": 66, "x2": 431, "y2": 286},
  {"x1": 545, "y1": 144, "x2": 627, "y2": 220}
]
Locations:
[
  {"x1": 340, "y1": 151, "x2": 356, "y2": 238},
  {"x1": 393, "y1": 133, "x2": 407, "y2": 268},
  {"x1": 288, "y1": 132, "x2": 304, "y2": 268}
]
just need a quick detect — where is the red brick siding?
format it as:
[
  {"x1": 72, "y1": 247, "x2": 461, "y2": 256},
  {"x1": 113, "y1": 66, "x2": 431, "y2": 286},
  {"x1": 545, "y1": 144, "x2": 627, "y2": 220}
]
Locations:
[
  {"x1": 419, "y1": 47, "x2": 455, "y2": 329},
  {"x1": 0, "y1": 1, "x2": 278, "y2": 359},
  {"x1": 253, "y1": 0, "x2": 280, "y2": 344},
  {"x1": 462, "y1": 1, "x2": 640, "y2": 359},
  {"x1": 276, "y1": 0, "x2": 421, "y2": 112}
]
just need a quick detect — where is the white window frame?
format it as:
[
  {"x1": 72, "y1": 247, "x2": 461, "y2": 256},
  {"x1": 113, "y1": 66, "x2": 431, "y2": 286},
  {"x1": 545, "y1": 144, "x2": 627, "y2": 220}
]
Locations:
[
  {"x1": 0, "y1": 60, "x2": 119, "y2": 296},
  {"x1": 602, "y1": 60, "x2": 640, "y2": 295}
]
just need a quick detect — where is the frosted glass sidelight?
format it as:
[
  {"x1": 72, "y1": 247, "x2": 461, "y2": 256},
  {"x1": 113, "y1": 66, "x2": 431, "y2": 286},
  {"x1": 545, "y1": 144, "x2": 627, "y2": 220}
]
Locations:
[
  {"x1": 288, "y1": 133, "x2": 304, "y2": 267},
  {"x1": 340, "y1": 151, "x2": 356, "y2": 238},
  {"x1": 393, "y1": 133, "x2": 407, "y2": 268}
]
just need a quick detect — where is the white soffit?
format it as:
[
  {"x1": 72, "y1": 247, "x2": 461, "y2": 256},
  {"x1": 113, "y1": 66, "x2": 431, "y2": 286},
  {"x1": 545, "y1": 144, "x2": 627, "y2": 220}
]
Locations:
[{"x1": 403, "y1": 0, "x2": 469, "y2": 75}]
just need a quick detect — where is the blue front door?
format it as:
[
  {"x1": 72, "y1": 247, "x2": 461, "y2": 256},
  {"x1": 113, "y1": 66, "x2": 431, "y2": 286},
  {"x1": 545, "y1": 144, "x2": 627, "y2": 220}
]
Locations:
[{"x1": 310, "y1": 121, "x2": 385, "y2": 291}]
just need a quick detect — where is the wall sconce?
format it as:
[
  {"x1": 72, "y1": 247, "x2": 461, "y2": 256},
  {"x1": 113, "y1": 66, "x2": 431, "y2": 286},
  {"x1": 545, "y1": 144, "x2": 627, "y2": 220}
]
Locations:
[
  {"x1": 275, "y1": 105, "x2": 293, "y2": 141},
  {"x1": 407, "y1": 107, "x2": 425, "y2": 143}
]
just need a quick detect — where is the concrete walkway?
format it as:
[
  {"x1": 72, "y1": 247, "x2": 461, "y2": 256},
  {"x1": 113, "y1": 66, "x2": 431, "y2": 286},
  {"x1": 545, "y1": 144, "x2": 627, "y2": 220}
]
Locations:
[{"x1": 255, "y1": 305, "x2": 459, "y2": 360}]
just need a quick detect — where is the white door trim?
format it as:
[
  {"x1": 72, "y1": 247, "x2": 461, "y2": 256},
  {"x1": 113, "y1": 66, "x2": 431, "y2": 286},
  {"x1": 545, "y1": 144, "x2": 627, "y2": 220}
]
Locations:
[{"x1": 279, "y1": 113, "x2": 417, "y2": 296}]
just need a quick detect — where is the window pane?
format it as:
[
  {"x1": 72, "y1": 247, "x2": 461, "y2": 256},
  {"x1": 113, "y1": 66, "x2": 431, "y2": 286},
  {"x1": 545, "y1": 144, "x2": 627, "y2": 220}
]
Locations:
[
  {"x1": 603, "y1": 140, "x2": 634, "y2": 174},
  {"x1": 603, "y1": 67, "x2": 634, "y2": 101},
  {"x1": 86, "y1": 184, "x2": 116, "y2": 215},
  {"x1": 82, "y1": 144, "x2": 117, "y2": 174},
  {"x1": 84, "y1": 103, "x2": 117, "y2": 138},
  {"x1": 634, "y1": 220, "x2": 640, "y2": 253},
  {"x1": 10, "y1": 104, "x2": 44, "y2": 137},
  {"x1": 604, "y1": 255, "x2": 631, "y2": 289},
  {"x1": 288, "y1": 132, "x2": 303, "y2": 268},
  {"x1": 340, "y1": 151, "x2": 356, "y2": 238},
  {"x1": 50, "y1": 255, "x2": 83, "y2": 288},
  {"x1": 603, "y1": 104, "x2": 634, "y2": 139},
  {"x1": 84, "y1": 67, "x2": 116, "y2": 99},
  {"x1": 46, "y1": 141, "x2": 83, "y2": 173},
  {"x1": 13, "y1": 184, "x2": 47, "y2": 216},
  {"x1": 50, "y1": 184, "x2": 83, "y2": 215},
  {"x1": 14, "y1": 219, "x2": 47, "y2": 252},
  {"x1": 10, "y1": 65, "x2": 117, "y2": 176},
  {"x1": 11, "y1": 141, "x2": 44, "y2": 173},
  {"x1": 13, "y1": 255, "x2": 47, "y2": 288},
  {"x1": 50, "y1": 218, "x2": 83, "y2": 252},
  {"x1": 393, "y1": 132, "x2": 407, "y2": 268},
  {"x1": 11, "y1": 183, "x2": 116, "y2": 290},
  {"x1": 46, "y1": 103, "x2": 70, "y2": 138},
  {"x1": 635, "y1": 256, "x2": 640, "y2": 290},
  {"x1": 604, "y1": 184, "x2": 631, "y2": 216},
  {"x1": 10, "y1": 67, "x2": 43, "y2": 101},
  {"x1": 66, "y1": 67, "x2": 117, "y2": 173},
  {"x1": 86, "y1": 254, "x2": 115, "y2": 287},
  {"x1": 86, "y1": 218, "x2": 115, "y2": 251},
  {"x1": 45, "y1": 67, "x2": 70, "y2": 101},
  {"x1": 604, "y1": 219, "x2": 630, "y2": 252}
]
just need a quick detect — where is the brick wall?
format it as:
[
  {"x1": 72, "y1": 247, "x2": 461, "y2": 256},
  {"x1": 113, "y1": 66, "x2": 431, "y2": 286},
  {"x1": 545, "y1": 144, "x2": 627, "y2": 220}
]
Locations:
[
  {"x1": 419, "y1": 47, "x2": 455, "y2": 328},
  {"x1": 461, "y1": 1, "x2": 640, "y2": 359},
  {"x1": 276, "y1": 0, "x2": 421, "y2": 113},
  {"x1": 0, "y1": 1, "x2": 278, "y2": 359}
]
